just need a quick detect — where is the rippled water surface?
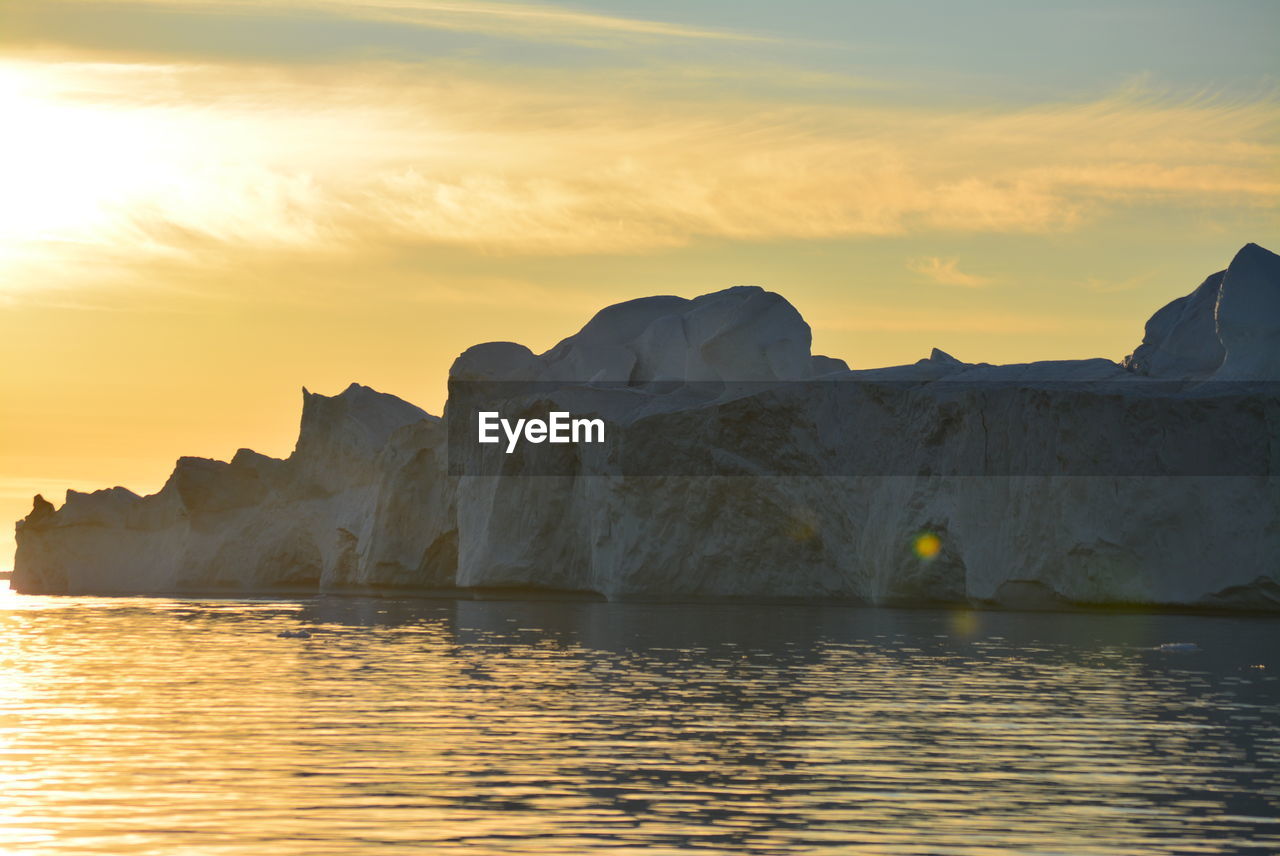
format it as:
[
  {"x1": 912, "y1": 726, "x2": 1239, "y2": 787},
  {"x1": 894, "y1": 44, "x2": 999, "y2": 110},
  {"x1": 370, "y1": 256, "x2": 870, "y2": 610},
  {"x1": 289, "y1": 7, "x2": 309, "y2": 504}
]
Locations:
[{"x1": 1, "y1": 586, "x2": 1278, "y2": 855}]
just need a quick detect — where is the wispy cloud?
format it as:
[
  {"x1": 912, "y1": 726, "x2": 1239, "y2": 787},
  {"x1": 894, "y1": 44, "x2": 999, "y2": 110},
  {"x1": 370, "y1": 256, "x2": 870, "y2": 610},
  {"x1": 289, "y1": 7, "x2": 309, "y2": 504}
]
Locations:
[
  {"x1": 24, "y1": 0, "x2": 772, "y2": 46},
  {"x1": 1, "y1": 57, "x2": 1276, "y2": 291},
  {"x1": 907, "y1": 257, "x2": 993, "y2": 288},
  {"x1": 330, "y1": 0, "x2": 772, "y2": 43}
]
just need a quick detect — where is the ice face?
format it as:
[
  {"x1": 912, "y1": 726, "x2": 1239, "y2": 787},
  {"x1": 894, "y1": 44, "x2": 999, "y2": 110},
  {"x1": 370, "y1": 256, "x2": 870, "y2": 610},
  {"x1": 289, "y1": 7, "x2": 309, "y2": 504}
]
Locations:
[{"x1": 13, "y1": 246, "x2": 1280, "y2": 611}]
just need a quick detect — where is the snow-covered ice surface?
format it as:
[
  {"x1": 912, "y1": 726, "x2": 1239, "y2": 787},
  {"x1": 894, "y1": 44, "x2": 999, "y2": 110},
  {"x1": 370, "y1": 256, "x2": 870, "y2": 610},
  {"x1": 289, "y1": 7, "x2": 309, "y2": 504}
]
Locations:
[{"x1": 12, "y1": 244, "x2": 1280, "y2": 610}]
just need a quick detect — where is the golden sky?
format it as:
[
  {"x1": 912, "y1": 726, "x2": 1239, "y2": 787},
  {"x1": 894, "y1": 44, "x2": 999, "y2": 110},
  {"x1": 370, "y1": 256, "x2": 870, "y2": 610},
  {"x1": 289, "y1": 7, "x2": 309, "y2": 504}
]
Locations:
[{"x1": 1, "y1": 0, "x2": 1278, "y2": 569}]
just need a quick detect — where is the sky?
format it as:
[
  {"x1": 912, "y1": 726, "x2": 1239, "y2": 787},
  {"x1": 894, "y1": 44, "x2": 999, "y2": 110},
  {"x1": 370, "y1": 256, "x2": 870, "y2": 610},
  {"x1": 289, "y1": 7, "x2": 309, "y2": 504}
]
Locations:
[{"x1": 1, "y1": 0, "x2": 1277, "y2": 569}]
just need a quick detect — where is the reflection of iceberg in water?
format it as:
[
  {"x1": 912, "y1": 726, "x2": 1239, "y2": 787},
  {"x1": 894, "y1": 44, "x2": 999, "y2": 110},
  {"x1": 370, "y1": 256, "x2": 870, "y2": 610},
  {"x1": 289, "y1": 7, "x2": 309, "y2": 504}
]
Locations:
[{"x1": 12, "y1": 244, "x2": 1280, "y2": 611}]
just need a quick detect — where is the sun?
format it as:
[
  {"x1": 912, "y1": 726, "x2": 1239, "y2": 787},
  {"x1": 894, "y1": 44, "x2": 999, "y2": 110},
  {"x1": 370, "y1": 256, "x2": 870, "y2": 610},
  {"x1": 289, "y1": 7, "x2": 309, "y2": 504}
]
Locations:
[{"x1": 0, "y1": 61, "x2": 181, "y2": 279}]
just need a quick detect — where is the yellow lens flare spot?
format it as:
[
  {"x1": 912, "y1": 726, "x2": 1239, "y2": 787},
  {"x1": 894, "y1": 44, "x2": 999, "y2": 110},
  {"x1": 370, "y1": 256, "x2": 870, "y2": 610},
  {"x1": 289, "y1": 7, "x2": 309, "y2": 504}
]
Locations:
[
  {"x1": 948, "y1": 609, "x2": 979, "y2": 637},
  {"x1": 913, "y1": 532, "x2": 942, "y2": 560}
]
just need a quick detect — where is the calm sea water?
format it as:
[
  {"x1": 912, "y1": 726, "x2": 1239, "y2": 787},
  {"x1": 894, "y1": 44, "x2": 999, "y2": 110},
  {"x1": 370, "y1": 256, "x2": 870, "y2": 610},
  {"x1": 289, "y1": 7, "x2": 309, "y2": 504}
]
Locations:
[{"x1": 0, "y1": 585, "x2": 1277, "y2": 855}]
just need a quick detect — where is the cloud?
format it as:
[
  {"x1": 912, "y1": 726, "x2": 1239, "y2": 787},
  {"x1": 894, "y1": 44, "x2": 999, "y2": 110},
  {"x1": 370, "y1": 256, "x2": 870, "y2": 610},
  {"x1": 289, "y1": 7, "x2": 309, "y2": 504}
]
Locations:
[
  {"x1": 907, "y1": 257, "x2": 993, "y2": 288},
  {"x1": 16, "y1": 0, "x2": 772, "y2": 47},
  {"x1": 324, "y1": 0, "x2": 772, "y2": 43},
  {"x1": 1, "y1": 57, "x2": 1276, "y2": 291}
]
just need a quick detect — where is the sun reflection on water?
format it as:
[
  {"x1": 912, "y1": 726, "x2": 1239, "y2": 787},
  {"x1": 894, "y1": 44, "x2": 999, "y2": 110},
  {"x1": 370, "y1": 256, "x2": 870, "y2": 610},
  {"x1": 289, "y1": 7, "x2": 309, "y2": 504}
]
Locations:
[{"x1": 0, "y1": 592, "x2": 1276, "y2": 855}]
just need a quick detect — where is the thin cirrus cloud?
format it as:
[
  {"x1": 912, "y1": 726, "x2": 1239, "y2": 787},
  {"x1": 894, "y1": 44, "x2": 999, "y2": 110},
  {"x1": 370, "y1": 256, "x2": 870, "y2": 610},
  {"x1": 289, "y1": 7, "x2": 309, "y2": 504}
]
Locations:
[
  {"x1": 299, "y1": 0, "x2": 773, "y2": 43},
  {"x1": 1, "y1": 56, "x2": 1276, "y2": 292},
  {"x1": 907, "y1": 257, "x2": 993, "y2": 288},
  {"x1": 12, "y1": 0, "x2": 772, "y2": 47}
]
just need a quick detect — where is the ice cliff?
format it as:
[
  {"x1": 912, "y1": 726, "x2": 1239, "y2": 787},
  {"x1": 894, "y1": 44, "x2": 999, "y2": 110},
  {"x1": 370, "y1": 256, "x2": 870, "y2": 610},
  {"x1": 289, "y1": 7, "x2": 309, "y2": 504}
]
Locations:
[{"x1": 13, "y1": 244, "x2": 1280, "y2": 610}]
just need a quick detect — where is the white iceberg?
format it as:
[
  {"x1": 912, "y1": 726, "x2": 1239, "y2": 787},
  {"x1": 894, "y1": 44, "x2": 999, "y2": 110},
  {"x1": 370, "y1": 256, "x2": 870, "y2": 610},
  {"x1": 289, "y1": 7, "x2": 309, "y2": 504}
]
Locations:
[{"x1": 12, "y1": 244, "x2": 1280, "y2": 611}]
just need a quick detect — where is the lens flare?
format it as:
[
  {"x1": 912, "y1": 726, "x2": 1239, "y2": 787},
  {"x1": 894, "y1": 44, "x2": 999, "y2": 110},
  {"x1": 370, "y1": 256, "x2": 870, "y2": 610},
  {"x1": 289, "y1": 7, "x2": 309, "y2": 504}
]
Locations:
[
  {"x1": 913, "y1": 532, "x2": 942, "y2": 560},
  {"x1": 948, "y1": 609, "x2": 979, "y2": 637}
]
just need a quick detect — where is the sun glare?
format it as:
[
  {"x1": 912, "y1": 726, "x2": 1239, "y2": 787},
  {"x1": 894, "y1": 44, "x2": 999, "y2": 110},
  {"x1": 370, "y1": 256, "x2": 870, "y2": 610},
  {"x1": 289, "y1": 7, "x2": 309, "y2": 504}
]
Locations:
[{"x1": 0, "y1": 63, "x2": 191, "y2": 279}]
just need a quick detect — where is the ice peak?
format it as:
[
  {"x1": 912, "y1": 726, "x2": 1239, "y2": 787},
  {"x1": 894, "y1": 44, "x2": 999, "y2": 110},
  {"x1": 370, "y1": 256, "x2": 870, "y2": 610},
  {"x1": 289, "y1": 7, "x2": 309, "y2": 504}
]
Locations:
[{"x1": 1214, "y1": 242, "x2": 1280, "y2": 380}]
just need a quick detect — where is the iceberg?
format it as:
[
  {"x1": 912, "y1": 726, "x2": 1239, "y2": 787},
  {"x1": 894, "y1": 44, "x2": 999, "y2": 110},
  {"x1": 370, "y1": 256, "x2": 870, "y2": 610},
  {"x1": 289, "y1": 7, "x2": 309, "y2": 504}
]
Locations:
[{"x1": 12, "y1": 244, "x2": 1280, "y2": 611}]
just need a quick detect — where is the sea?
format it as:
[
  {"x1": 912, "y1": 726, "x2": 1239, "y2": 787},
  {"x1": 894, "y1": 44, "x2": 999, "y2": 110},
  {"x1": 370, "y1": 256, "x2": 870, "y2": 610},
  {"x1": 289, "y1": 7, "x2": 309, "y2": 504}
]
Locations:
[{"x1": 1, "y1": 584, "x2": 1277, "y2": 855}]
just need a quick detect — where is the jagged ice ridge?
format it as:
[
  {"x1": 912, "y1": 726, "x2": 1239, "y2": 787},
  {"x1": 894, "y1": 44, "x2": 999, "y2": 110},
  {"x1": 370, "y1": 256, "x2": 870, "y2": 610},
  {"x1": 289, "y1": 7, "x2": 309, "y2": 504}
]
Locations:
[{"x1": 12, "y1": 244, "x2": 1280, "y2": 610}]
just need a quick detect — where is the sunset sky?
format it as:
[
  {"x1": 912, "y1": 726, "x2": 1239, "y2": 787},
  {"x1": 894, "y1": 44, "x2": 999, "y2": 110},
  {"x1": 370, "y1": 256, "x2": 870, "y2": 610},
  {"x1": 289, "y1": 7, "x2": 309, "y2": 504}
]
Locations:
[{"x1": 1, "y1": 0, "x2": 1278, "y2": 569}]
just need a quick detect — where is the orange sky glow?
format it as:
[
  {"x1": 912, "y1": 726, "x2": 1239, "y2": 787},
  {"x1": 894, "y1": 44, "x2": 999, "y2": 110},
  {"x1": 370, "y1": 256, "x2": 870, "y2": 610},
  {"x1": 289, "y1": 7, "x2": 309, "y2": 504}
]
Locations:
[{"x1": 1, "y1": 0, "x2": 1277, "y2": 569}]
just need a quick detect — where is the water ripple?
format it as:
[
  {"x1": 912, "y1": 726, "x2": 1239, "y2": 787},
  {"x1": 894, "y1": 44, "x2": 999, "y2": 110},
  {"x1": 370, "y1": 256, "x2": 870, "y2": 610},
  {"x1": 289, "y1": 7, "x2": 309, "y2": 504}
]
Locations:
[{"x1": 0, "y1": 588, "x2": 1277, "y2": 854}]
